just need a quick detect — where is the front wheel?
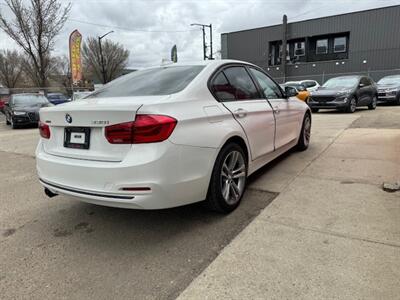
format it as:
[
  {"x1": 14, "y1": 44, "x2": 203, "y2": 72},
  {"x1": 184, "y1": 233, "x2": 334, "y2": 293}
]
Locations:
[
  {"x1": 368, "y1": 95, "x2": 377, "y2": 110},
  {"x1": 346, "y1": 97, "x2": 357, "y2": 113},
  {"x1": 206, "y1": 143, "x2": 247, "y2": 213}
]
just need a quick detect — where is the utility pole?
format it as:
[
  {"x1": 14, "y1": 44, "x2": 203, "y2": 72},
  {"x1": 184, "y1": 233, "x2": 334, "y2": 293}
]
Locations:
[
  {"x1": 98, "y1": 30, "x2": 114, "y2": 84},
  {"x1": 282, "y1": 15, "x2": 288, "y2": 82},
  {"x1": 191, "y1": 23, "x2": 213, "y2": 60}
]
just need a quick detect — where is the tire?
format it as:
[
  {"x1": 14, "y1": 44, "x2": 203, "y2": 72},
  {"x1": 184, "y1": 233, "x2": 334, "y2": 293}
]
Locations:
[
  {"x1": 296, "y1": 113, "x2": 311, "y2": 151},
  {"x1": 206, "y1": 142, "x2": 247, "y2": 214},
  {"x1": 311, "y1": 108, "x2": 319, "y2": 113},
  {"x1": 396, "y1": 95, "x2": 400, "y2": 106},
  {"x1": 10, "y1": 118, "x2": 18, "y2": 129},
  {"x1": 6, "y1": 117, "x2": 10, "y2": 125},
  {"x1": 368, "y1": 95, "x2": 377, "y2": 110},
  {"x1": 346, "y1": 97, "x2": 357, "y2": 113}
]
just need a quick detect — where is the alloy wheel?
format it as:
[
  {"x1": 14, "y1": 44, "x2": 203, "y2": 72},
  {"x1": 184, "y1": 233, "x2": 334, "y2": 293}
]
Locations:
[
  {"x1": 220, "y1": 150, "x2": 246, "y2": 205},
  {"x1": 350, "y1": 98, "x2": 356, "y2": 112}
]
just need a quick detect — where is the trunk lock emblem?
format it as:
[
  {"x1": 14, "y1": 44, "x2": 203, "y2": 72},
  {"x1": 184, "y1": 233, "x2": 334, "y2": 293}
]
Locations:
[{"x1": 65, "y1": 114, "x2": 72, "y2": 124}]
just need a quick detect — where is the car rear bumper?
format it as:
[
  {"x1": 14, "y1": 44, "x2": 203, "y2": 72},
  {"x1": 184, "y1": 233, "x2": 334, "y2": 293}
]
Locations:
[{"x1": 36, "y1": 140, "x2": 217, "y2": 209}]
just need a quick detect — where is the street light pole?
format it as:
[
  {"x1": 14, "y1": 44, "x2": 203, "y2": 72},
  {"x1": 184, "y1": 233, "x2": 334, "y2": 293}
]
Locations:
[
  {"x1": 191, "y1": 23, "x2": 213, "y2": 60},
  {"x1": 98, "y1": 30, "x2": 114, "y2": 84}
]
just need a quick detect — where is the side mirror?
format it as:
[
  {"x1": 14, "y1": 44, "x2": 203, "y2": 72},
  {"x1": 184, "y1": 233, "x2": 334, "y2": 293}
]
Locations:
[{"x1": 285, "y1": 86, "x2": 298, "y2": 98}]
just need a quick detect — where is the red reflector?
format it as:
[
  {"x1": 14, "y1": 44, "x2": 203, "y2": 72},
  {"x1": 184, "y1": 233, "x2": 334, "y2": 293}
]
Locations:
[
  {"x1": 120, "y1": 187, "x2": 151, "y2": 191},
  {"x1": 105, "y1": 114, "x2": 177, "y2": 144},
  {"x1": 39, "y1": 121, "x2": 50, "y2": 139}
]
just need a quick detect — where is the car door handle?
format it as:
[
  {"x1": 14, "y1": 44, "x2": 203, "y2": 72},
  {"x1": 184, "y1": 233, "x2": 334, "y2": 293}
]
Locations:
[
  {"x1": 273, "y1": 106, "x2": 280, "y2": 114},
  {"x1": 234, "y1": 108, "x2": 247, "y2": 118}
]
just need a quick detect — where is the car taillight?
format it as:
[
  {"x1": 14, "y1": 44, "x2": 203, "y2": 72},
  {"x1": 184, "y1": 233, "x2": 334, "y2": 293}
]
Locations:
[
  {"x1": 39, "y1": 121, "x2": 51, "y2": 139},
  {"x1": 105, "y1": 114, "x2": 177, "y2": 144}
]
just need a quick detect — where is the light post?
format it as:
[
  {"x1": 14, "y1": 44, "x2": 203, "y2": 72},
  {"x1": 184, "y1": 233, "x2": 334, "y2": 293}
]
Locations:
[
  {"x1": 98, "y1": 30, "x2": 114, "y2": 84},
  {"x1": 190, "y1": 23, "x2": 213, "y2": 60}
]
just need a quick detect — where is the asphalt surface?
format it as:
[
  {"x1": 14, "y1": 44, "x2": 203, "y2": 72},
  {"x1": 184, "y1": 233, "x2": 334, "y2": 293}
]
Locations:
[
  {"x1": 0, "y1": 112, "x2": 276, "y2": 299},
  {"x1": 1, "y1": 104, "x2": 398, "y2": 299}
]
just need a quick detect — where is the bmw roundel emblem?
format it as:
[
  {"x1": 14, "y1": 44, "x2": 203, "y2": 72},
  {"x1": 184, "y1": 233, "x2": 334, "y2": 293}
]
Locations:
[{"x1": 65, "y1": 114, "x2": 72, "y2": 124}]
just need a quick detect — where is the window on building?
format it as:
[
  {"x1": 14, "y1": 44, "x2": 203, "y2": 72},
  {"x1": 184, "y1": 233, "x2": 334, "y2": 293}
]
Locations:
[
  {"x1": 294, "y1": 42, "x2": 305, "y2": 56},
  {"x1": 316, "y1": 39, "x2": 328, "y2": 54},
  {"x1": 334, "y1": 37, "x2": 347, "y2": 53}
]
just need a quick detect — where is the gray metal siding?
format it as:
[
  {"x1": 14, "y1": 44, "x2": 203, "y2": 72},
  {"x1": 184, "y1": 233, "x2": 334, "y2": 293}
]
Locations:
[{"x1": 222, "y1": 5, "x2": 400, "y2": 82}]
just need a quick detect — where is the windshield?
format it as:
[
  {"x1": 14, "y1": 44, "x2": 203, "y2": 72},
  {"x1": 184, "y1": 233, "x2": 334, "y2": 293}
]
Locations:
[
  {"x1": 322, "y1": 77, "x2": 359, "y2": 89},
  {"x1": 378, "y1": 76, "x2": 400, "y2": 85},
  {"x1": 13, "y1": 95, "x2": 48, "y2": 106},
  {"x1": 88, "y1": 66, "x2": 205, "y2": 99}
]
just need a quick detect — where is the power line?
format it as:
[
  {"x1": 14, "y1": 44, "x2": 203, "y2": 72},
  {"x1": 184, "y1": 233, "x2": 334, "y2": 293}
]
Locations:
[{"x1": 67, "y1": 18, "x2": 199, "y2": 33}]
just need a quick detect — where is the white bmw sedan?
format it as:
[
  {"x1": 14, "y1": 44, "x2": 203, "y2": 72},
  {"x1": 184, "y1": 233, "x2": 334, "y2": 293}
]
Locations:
[{"x1": 36, "y1": 60, "x2": 311, "y2": 213}]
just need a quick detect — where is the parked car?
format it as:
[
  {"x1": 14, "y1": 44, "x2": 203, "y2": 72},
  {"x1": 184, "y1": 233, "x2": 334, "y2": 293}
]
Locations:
[
  {"x1": 47, "y1": 93, "x2": 71, "y2": 105},
  {"x1": 37, "y1": 60, "x2": 311, "y2": 213},
  {"x1": 286, "y1": 80, "x2": 320, "y2": 92},
  {"x1": 4, "y1": 94, "x2": 52, "y2": 129},
  {"x1": 282, "y1": 83, "x2": 310, "y2": 102},
  {"x1": 308, "y1": 75, "x2": 377, "y2": 113},
  {"x1": 376, "y1": 75, "x2": 400, "y2": 105},
  {"x1": 0, "y1": 96, "x2": 10, "y2": 114}
]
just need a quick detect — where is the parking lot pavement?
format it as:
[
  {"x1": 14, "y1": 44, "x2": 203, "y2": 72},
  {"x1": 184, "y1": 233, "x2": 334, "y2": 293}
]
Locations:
[
  {"x1": 1, "y1": 107, "x2": 399, "y2": 299},
  {"x1": 0, "y1": 118, "x2": 277, "y2": 299},
  {"x1": 179, "y1": 106, "x2": 400, "y2": 300}
]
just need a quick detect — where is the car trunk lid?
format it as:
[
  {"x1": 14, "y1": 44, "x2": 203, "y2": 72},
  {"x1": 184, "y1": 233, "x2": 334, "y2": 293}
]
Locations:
[{"x1": 39, "y1": 96, "x2": 169, "y2": 162}]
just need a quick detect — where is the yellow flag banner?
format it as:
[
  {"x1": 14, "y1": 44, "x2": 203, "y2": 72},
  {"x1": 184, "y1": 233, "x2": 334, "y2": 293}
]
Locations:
[{"x1": 69, "y1": 30, "x2": 83, "y2": 84}]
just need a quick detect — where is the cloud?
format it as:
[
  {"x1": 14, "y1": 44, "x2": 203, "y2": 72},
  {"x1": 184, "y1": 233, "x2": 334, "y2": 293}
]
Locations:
[{"x1": 1, "y1": 0, "x2": 399, "y2": 68}]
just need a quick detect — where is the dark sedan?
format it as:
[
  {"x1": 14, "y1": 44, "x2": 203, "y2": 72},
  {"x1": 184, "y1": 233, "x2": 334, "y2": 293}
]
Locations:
[
  {"x1": 47, "y1": 93, "x2": 70, "y2": 105},
  {"x1": 308, "y1": 75, "x2": 377, "y2": 113},
  {"x1": 4, "y1": 94, "x2": 52, "y2": 129},
  {"x1": 377, "y1": 75, "x2": 400, "y2": 105}
]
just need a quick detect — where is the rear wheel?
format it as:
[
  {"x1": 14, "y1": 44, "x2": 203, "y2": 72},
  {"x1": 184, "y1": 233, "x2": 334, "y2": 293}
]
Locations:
[
  {"x1": 346, "y1": 97, "x2": 357, "y2": 113},
  {"x1": 368, "y1": 95, "x2": 377, "y2": 110},
  {"x1": 296, "y1": 113, "x2": 311, "y2": 151},
  {"x1": 206, "y1": 143, "x2": 247, "y2": 213}
]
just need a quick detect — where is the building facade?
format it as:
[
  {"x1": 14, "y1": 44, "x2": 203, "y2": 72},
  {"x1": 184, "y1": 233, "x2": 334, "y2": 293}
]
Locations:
[{"x1": 221, "y1": 5, "x2": 400, "y2": 83}]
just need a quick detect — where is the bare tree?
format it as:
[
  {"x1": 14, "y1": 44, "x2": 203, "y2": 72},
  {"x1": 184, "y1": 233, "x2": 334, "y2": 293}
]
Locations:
[
  {"x1": 0, "y1": 0, "x2": 71, "y2": 87},
  {"x1": 0, "y1": 49, "x2": 24, "y2": 88},
  {"x1": 82, "y1": 37, "x2": 130, "y2": 84}
]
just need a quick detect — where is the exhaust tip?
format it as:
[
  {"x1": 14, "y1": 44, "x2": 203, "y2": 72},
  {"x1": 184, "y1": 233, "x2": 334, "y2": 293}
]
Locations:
[{"x1": 44, "y1": 188, "x2": 58, "y2": 198}]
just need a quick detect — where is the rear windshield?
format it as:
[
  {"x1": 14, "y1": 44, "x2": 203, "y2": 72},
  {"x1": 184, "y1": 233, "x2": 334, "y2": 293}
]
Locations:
[{"x1": 88, "y1": 66, "x2": 204, "y2": 98}]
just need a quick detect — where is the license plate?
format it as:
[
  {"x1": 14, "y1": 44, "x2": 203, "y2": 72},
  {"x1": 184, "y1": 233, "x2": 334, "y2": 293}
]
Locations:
[{"x1": 64, "y1": 127, "x2": 90, "y2": 149}]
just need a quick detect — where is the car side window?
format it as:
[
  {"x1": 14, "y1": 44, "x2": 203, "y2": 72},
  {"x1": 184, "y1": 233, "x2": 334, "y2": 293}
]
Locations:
[
  {"x1": 249, "y1": 68, "x2": 283, "y2": 99},
  {"x1": 222, "y1": 67, "x2": 260, "y2": 100},
  {"x1": 211, "y1": 72, "x2": 236, "y2": 102}
]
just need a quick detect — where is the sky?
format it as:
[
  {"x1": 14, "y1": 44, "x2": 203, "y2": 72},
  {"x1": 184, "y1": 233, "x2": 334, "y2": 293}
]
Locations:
[{"x1": 0, "y1": 0, "x2": 400, "y2": 69}]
